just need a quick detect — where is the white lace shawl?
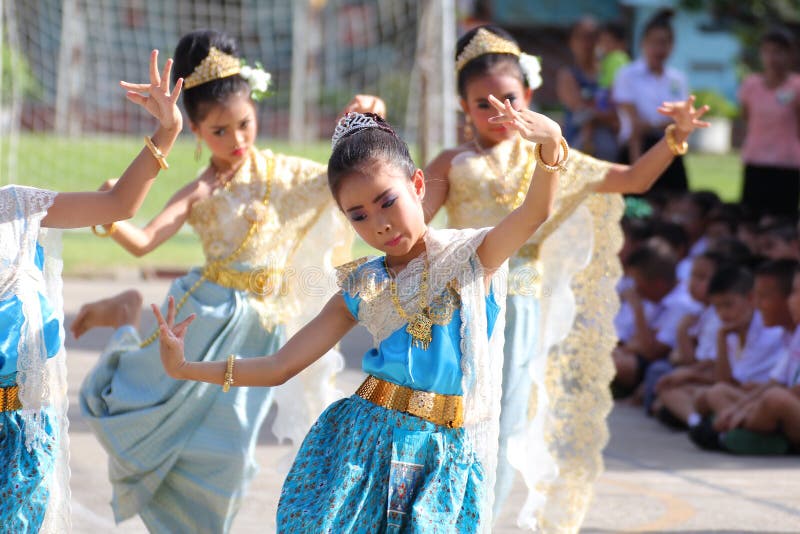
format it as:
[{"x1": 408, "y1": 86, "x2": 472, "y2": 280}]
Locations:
[
  {"x1": 0, "y1": 185, "x2": 71, "y2": 533},
  {"x1": 340, "y1": 227, "x2": 507, "y2": 531}
]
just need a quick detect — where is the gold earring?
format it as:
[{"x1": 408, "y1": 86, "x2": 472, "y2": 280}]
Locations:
[
  {"x1": 194, "y1": 137, "x2": 203, "y2": 161},
  {"x1": 463, "y1": 115, "x2": 474, "y2": 141}
]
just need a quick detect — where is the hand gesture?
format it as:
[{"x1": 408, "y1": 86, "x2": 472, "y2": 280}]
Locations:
[
  {"x1": 487, "y1": 94, "x2": 562, "y2": 146},
  {"x1": 121, "y1": 50, "x2": 184, "y2": 132},
  {"x1": 152, "y1": 296, "x2": 195, "y2": 379},
  {"x1": 657, "y1": 95, "x2": 710, "y2": 135},
  {"x1": 341, "y1": 94, "x2": 387, "y2": 119}
]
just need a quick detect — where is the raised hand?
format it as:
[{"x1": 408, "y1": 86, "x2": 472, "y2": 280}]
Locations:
[
  {"x1": 120, "y1": 49, "x2": 184, "y2": 131},
  {"x1": 342, "y1": 94, "x2": 387, "y2": 119},
  {"x1": 152, "y1": 296, "x2": 195, "y2": 379},
  {"x1": 657, "y1": 95, "x2": 711, "y2": 134},
  {"x1": 487, "y1": 94, "x2": 562, "y2": 146}
]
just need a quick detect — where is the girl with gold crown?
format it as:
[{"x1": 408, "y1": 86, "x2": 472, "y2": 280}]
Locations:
[
  {"x1": 413, "y1": 25, "x2": 710, "y2": 532},
  {"x1": 154, "y1": 103, "x2": 563, "y2": 532},
  {"x1": 1, "y1": 50, "x2": 182, "y2": 532},
  {"x1": 71, "y1": 30, "x2": 380, "y2": 533}
]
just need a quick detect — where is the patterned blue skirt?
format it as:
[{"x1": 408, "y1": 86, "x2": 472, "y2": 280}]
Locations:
[
  {"x1": 0, "y1": 375, "x2": 56, "y2": 533},
  {"x1": 278, "y1": 394, "x2": 483, "y2": 533}
]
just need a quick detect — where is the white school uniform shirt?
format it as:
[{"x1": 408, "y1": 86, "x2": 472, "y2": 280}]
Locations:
[
  {"x1": 725, "y1": 310, "x2": 786, "y2": 384},
  {"x1": 652, "y1": 284, "x2": 704, "y2": 349},
  {"x1": 769, "y1": 327, "x2": 800, "y2": 387},
  {"x1": 691, "y1": 305, "x2": 721, "y2": 361},
  {"x1": 613, "y1": 59, "x2": 689, "y2": 129}
]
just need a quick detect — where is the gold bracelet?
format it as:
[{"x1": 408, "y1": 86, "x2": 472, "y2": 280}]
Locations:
[
  {"x1": 222, "y1": 354, "x2": 236, "y2": 392},
  {"x1": 91, "y1": 222, "x2": 116, "y2": 238},
  {"x1": 665, "y1": 124, "x2": 688, "y2": 156},
  {"x1": 534, "y1": 137, "x2": 569, "y2": 173},
  {"x1": 144, "y1": 135, "x2": 169, "y2": 170}
]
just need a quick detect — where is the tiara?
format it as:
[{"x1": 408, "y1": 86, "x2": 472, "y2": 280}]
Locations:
[
  {"x1": 331, "y1": 112, "x2": 383, "y2": 149},
  {"x1": 456, "y1": 28, "x2": 521, "y2": 73},
  {"x1": 184, "y1": 46, "x2": 242, "y2": 89}
]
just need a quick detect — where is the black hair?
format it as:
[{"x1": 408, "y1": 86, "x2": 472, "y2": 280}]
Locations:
[
  {"x1": 758, "y1": 223, "x2": 799, "y2": 242},
  {"x1": 456, "y1": 25, "x2": 527, "y2": 98},
  {"x1": 622, "y1": 216, "x2": 655, "y2": 241},
  {"x1": 327, "y1": 114, "x2": 416, "y2": 199},
  {"x1": 761, "y1": 27, "x2": 795, "y2": 51},
  {"x1": 601, "y1": 22, "x2": 627, "y2": 43},
  {"x1": 688, "y1": 190, "x2": 721, "y2": 219},
  {"x1": 642, "y1": 8, "x2": 674, "y2": 42},
  {"x1": 172, "y1": 29, "x2": 252, "y2": 124},
  {"x1": 707, "y1": 237, "x2": 755, "y2": 268},
  {"x1": 708, "y1": 264, "x2": 754, "y2": 297},
  {"x1": 652, "y1": 221, "x2": 689, "y2": 254},
  {"x1": 755, "y1": 258, "x2": 799, "y2": 296},
  {"x1": 625, "y1": 241, "x2": 677, "y2": 282}
]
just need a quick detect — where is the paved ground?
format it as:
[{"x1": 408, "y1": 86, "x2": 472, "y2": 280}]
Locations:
[{"x1": 63, "y1": 278, "x2": 800, "y2": 533}]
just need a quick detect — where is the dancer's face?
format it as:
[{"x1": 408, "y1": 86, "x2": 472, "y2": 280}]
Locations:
[
  {"x1": 191, "y1": 92, "x2": 258, "y2": 168},
  {"x1": 336, "y1": 159, "x2": 427, "y2": 259},
  {"x1": 461, "y1": 70, "x2": 532, "y2": 147}
]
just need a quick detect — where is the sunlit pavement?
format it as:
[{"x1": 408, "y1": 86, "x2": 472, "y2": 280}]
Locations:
[{"x1": 64, "y1": 278, "x2": 800, "y2": 533}]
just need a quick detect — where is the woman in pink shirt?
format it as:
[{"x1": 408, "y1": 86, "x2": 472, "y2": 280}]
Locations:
[{"x1": 739, "y1": 29, "x2": 800, "y2": 218}]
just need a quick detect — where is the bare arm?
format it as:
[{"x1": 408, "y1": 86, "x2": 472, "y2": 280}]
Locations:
[
  {"x1": 556, "y1": 67, "x2": 588, "y2": 112},
  {"x1": 595, "y1": 96, "x2": 710, "y2": 194},
  {"x1": 422, "y1": 149, "x2": 457, "y2": 224},
  {"x1": 42, "y1": 50, "x2": 183, "y2": 229},
  {"x1": 156, "y1": 294, "x2": 357, "y2": 387},
  {"x1": 624, "y1": 290, "x2": 671, "y2": 361},
  {"x1": 714, "y1": 329, "x2": 734, "y2": 384},
  {"x1": 477, "y1": 96, "x2": 562, "y2": 271},
  {"x1": 673, "y1": 313, "x2": 700, "y2": 365},
  {"x1": 103, "y1": 175, "x2": 211, "y2": 256}
]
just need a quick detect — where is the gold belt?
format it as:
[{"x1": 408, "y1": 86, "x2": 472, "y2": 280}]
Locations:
[
  {"x1": 203, "y1": 264, "x2": 285, "y2": 296},
  {"x1": 0, "y1": 384, "x2": 21, "y2": 412},
  {"x1": 355, "y1": 375, "x2": 464, "y2": 428}
]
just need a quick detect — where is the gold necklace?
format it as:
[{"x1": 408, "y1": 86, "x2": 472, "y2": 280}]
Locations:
[
  {"x1": 473, "y1": 137, "x2": 536, "y2": 209},
  {"x1": 385, "y1": 256, "x2": 433, "y2": 350}
]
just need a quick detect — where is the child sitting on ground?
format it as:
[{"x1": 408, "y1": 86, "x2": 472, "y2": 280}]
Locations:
[
  {"x1": 612, "y1": 240, "x2": 702, "y2": 399},
  {"x1": 688, "y1": 260, "x2": 796, "y2": 448}
]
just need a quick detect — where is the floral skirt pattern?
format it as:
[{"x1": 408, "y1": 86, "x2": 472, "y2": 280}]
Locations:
[
  {"x1": 0, "y1": 397, "x2": 56, "y2": 534},
  {"x1": 278, "y1": 394, "x2": 483, "y2": 533}
]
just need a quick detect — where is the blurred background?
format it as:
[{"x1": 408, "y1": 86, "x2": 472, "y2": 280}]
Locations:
[{"x1": 1, "y1": 0, "x2": 799, "y2": 274}]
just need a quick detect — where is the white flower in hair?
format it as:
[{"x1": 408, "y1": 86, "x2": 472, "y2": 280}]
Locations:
[
  {"x1": 519, "y1": 53, "x2": 542, "y2": 90},
  {"x1": 239, "y1": 62, "x2": 272, "y2": 101},
  {"x1": 331, "y1": 112, "x2": 382, "y2": 149}
]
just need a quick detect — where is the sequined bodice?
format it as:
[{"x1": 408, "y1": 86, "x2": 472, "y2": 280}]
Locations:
[{"x1": 188, "y1": 150, "x2": 329, "y2": 270}]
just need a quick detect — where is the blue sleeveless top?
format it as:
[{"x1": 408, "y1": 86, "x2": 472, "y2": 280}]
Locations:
[
  {"x1": 0, "y1": 243, "x2": 62, "y2": 378},
  {"x1": 342, "y1": 257, "x2": 500, "y2": 396}
]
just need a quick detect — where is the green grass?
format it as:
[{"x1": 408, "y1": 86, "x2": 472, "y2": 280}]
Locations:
[{"x1": 7, "y1": 134, "x2": 745, "y2": 274}]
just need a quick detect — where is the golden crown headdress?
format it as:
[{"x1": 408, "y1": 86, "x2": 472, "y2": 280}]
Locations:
[
  {"x1": 455, "y1": 28, "x2": 521, "y2": 73},
  {"x1": 184, "y1": 46, "x2": 242, "y2": 89}
]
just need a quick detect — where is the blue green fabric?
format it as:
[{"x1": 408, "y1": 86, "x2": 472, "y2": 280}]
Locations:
[{"x1": 79, "y1": 269, "x2": 281, "y2": 533}]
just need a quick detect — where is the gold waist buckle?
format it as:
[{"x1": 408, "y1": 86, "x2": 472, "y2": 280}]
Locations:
[
  {"x1": 355, "y1": 375, "x2": 464, "y2": 428},
  {"x1": 203, "y1": 264, "x2": 285, "y2": 296},
  {"x1": 0, "y1": 384, "x2": 21, "y2": 412}
]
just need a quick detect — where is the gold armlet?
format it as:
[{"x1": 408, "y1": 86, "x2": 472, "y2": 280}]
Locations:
[
  {"x1": 535, "y1": 137, "x2": 569, "y2": 173},
  {"x1": 665, "y1": 124, "x2": 688, "y2": 156},
  {"x1": 144, "y1": 135, "x2": 169, "y2": 170},
  {"x1": 222, "y1": 354, "x2": 236, "y2": 392},
  {"x1": 91, "y1": 222, "x2": 116, "y2": 238}
]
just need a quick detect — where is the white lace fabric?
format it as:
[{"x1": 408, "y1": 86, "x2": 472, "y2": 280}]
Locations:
[
  {"x1": 337, "y1": 227, "x2": 508, "y2": 532},
  {"x1": 0, "y1": 185, "x2": 71, "y2": 533}
]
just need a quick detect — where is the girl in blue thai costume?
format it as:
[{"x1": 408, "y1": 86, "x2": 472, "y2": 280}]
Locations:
[
  {"x1": 1, "y1": 50, "x2": 182, "y2": 533},
  {"x1": 71, "y1": 30, "x2": 381, "y2": 533},
  {"x1": 154, "y1": 104, "x2": 564, "y2": 532},
  {"x1": 411, "y1": 25, "x2": 711, "y2": 531}
]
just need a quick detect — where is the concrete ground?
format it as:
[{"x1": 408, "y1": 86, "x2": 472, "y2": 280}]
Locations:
[{"x1": 63, "y1": 278, "x2": 800, "y2": 533}]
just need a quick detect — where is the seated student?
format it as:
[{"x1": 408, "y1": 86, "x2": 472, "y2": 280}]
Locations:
[
  {"x1": 759, "y1": 223, "x2": 800, "y2": 261},
  {"x1": 615, "y1": 216, "x2": 655, "y2": 343},
  {"x1": 613, "y1": 240, "x2": 702, "y2": 398},
  {"x1": 665, "y1": 190, "x2": 721, "y2": 258},
  {"x1": 651, "y1": 220, "x2": 692, "y2": 283},
  {"x1": 649, "y1": 251, "x2": 726, "y2": 423},
  {"x1": 689, "y1": 261, "x2": 794, "y2": 445}
]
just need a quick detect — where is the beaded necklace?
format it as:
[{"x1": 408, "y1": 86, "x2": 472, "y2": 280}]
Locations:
[
  {"x1": 472, "y1": 136, "x2": 536, "y2": 210},
  {"x1": 385, "y1": 256, "x2": 433, "y2": 350}
]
